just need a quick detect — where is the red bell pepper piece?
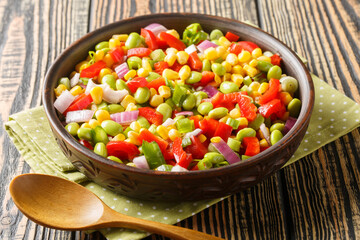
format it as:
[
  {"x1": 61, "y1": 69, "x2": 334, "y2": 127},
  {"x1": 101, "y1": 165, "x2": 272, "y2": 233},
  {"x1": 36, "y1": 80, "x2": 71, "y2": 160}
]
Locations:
[
  {"x1": 138, "y1": 107, "x2": 163, "y2": 125},
  {"x1": 228, "y1": 43, "x2": 243, "y2": 55},
  {"x1": 173, "y1": 137, "x2": 192, "y2": 169},
  {"x1": 210, "y1": 92, "x2": 224, "y2": 108},
  {"x1": 64, "y1": 93, "x2": 93, "y2": 115},
  {"x1": 108, "y1": 47, "x2": 125, "y2": 64},
  {"x1": 225, "y1": 31, "x2": 240, "y2": 42},
  {"x1": 270, "y1": 54, "x2": 282, "y2": 66},
  {"x1": 127, "y1": 47, "x2": 152, "y2": 58},
  {"x1": 170, "y1": 61, "x2": 183, "y2": 72},
  {"x1": 258, "y1": 78, "x2": 281, "y2": 104},
  {"x1": 185, "y1": 136, "x2": 208, "y2": 159},
  {"x1": 138, "y1": 129, "x2": 169, "y2": 153},
  {"x1": 126, "y1": 77, "x2": 148, "y2": 93},
  {"x1": 199, "y1": 118, "x2": 219, "y2": 138},
  {"x1": 237, "y1": 95, "x2": 257, "y2": 121},
  {"x1": 146, "y1": 77, "x2": 166, "y2": 90},
  {"x1": 214, "y1": 122, "x2": 233, "y2": 142},
  {"x1": 242, "y1": 137, "x2": 260, "y2": 156},
  {"x1": 79, "y1": 139, "x2": 93, "y2": 150},
  {"x1": 188, "y1": 52, "x2": 203, "y2": 71},
  {"x1": 154, "y1": 61, "x2": 169, "y2": 74},
  {"x1": 106, "y1": 141, "x2": 140, "y2": 160},
  {"x1": 189, "y1": 116, "x2": 200, "y2": 129},
  {"x1": 80, "y1": 61, "x2": 106, "y2": 78},
  {"x1": 258, "y1": 98, "x2": 282, "y2": 118},
  {"x1": 237, "y1": 41, "x2": 259, "y2": 53},
  {"x1": 140, "y1": 28, "x2": 158, "y2": 50},
  {"x1": 158, "y1": 32, "x2": 186, "y2": 51},
  {"x1": 199, "y1": 71, "x2": 215, "y2": 86},
  {"x1": 156, "y1": 37, "x2": 168, "y2": 49}
]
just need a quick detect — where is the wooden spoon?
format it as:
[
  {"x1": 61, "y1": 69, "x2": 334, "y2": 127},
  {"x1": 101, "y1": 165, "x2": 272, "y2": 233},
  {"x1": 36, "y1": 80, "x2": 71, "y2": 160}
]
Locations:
[{"x1": 9, "y1": 173, "x2": 223, "y2": 240}]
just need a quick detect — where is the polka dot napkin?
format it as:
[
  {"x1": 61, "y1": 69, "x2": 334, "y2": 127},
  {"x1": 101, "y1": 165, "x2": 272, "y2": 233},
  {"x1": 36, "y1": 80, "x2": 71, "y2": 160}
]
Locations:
[{"x1": 5, "y1": 74, "x2": 360, "y2": 240}]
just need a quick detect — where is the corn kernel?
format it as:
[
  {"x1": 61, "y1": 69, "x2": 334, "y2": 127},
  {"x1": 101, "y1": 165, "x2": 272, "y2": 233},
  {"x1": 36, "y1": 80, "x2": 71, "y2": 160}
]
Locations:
[
  {"x1": 237, "y1": 117, "x2": 248, "y2": 127},
  {"x1": 166, "y1": 125, "x2": 176, "y2": 131},
  {"x1": 162, "y1": 68, "x2": 179, "y2": 80},
  {"x1": 259, "y1": 82, "x2": 269, "y2": 94},
  {"x1": 112, "y1": 34, "x2": 128, "y2": 42},
  {"x1": 231, "y1": 74, "x2": 244, "y2": 87},
  {"x1": 127, "y1": 131, "x2": 141, "y2": 145},
  {"x1": 257, "y1": 55, "x2": 271, "y2": 62},
  {"x1": 250, "y1": 91, "x2": 261, "y2": 99},
  {"x1": 150, "y1": 88, "x2": 157, "y2": 98},
  {"x1": 90, "y1": 86, "x2": 103, "y2": 104},
  {"x1": 176, "y1": 51, "x2": 189, "y2": 65},
  {"x1": 89, "y1": 119, "x2": 100, "y2": 128},
  {"x1": 150, "y1": 94, "x2": 164, "y2": 107},
  {"x1": 164, "y1": 53, "x2": 177, "y2": 66},
  {"x1": 90, "y1": 103, "x2": 98, "y2": 111},
  {"x1": 112, "y1": 133, "x2": 125, "y2": 141},
  {"x1": 211, "y1": 136, "x2": 222, "y2": 143},
  {"x1": 69, "y1": 86, "x2": 83, "y2": 96},
  {"x1": 137, "y1": 68, "x2": 149, "y2": 77},
  {"x1": 93, "y1": 50, "x2": 105, "y2": 62},
  {"x1": 249, "y1": 81, "x2": 261, "y2": 91},
  {"x1": 219, "y1": 115, "x2": 230, "y2": 123},
  {"x1": 252, "y1": 48, "x2": 263, "y2": 59},
  {"x1": 112, "y1": 72, "x2": 118, "y2": 79},
  {"x1": 238, "y1": 50, "x2": 252, "y2": 63},
  {"x1": 103, "y1": 53, "x2": 114, "y2": 68},
  {"x1": 109, "y1": 38, "x2": 121, "y2": 49},
  {"x1": 249, "y1": 59, "x2": 258, "y2": 68},
  {"x1": 130, "y1": 121, "x2": 141, "y2": 133},
  {"x1": 81, "y1": 123, "x2": 91, "y2": 128},
  {"x1": 232, "y1": 65, "x2": 245, "y2": 75},
  {"x1": 75, "y1": 61, "x2": 88, "y2": 72},
  {"x1": 198, "y1": 134, "x2": 207, "y2": 143},
  {"x1": 229, "y1": 108, "x2": 241, "y2": 118},
  {"x1": 243, "y1": 64, "x2": 259, "y2": 77},
  {"x1": 121, "y1": 95, "x2": 136, "y2": 108},
  {"x1": 158, "y1": 85, "x2": 171, "y2": 99},
  {"x1": 279, "y1": 92, "x2": 293, "y2": 105},
  {"x1": 226, "y1": 53, "x2": 239, "y2": 66},
  {"x1": 218, "y1": 36, "x2": 231, "y2": 48},
  {"x1": 222, "y1": 61, "x2": 232, "y2": 73},
  {"x1": 54, "y1": 84, "x2": 67, "y2": 97},
  {"x1": 216, "y1": 46, "x2": 228, "y2": 59},
  {"x1": 166, "y1": 48, "x2": 178, "y2": 55},
  {"x1": 175, "y1": 79, "x2": 185, "y2": 85},
  {"x1": 98, "y1": 68, "x2": 112, "y2": 82},
  {"x1": 204, "y1": 47, "x2": 218, "y2": 61},
  {"x1": 124, "y1": 69, "x2": 136, "y2": 81},
  {"x1": 142, "y1": 58, "x2": 153, "y2": 72},
  {"x1": 156, "y1": 125, "x2": 169, "y2": 140},
  {"x1": 95, "y1": 109, "x2": 111, "y2": 123},
  {"x1": 214, "y1": 74, "x2": 222, "y2": 84},
  {"x1": 126, "y1": 102, "x2": 138, "y2": 112},
  {"x1": 168, "y1": 129, "x2": 181, "y2": 141},
  {"x1": 166, "y1": 29, "x2": 180, "y2": 39},
  {"x1": 222, "y1": 73, "x2": 232, "y2": 82},
  {"x1": 260, "y1": 138, "x2": 269, "y2": 147},
  {"x1": 179, "y1": 65, "x2": 191, "y2": 81}
]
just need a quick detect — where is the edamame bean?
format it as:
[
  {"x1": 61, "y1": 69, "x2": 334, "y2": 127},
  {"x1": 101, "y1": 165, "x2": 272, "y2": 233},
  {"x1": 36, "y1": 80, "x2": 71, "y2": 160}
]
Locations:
[
  {"x1": 107, "y1": 156, "x2": 123, "y2": 164},
  {"x1": 134, "y1": 87, "x2": 150, "y2": 104},
  {"x1": 185, "y1": 71, "x2": 202, "y2": 84},
  {"x1": 280, "y1": 76, "x2": 298, "y2": 94},
  {"x1": 211, "y1": 63, "x2": 226, "y2": 76},
  {"x1": 77, "y1": 127, "x2": 93, "y2": 141},
  {"x1": 116, "y1": 79, "x2": 130, "y2": 92},
  {"x1": 257, "y1": 60, "x2": 273, "y2": 72},
  {"x1": 65, "y1": 122, "x2": 79, "y2": 136},
  {"x1": 202, "y1": 59, "x2": 211, "y2": 72},
  {"x1": 270, "y1": 123, "x2": 285, "y2": 133},
  {"x1": 125, "y1": 32, "x2": 142, "y2": 49},
  {"x1": 208, "y1": 107, "x2": 228, "y2": 119},
  {"x1": 182, "y1": 94, "x2": 196, "y2": 110},
  {"x1": 101, "y1": 120, "x2": 123, "y2": 136},
  {"x1": 58, "y1": 77, "x2": 70, "y2": 90},
  {"x1": 270, "y1": 129, "x2": 283, "y2": 145},
  {"x1": 146, "y1": 72, "x2": 161, "y2": 81},
  {"x1": 101, "y1": 74, "x2": 116, "y2": 89},
  {"x1": 97, "y1": 102, "x2": 108, "y2": 111},
  {"x1": 165, "y1": 98, "x2": 176, "y2": 109},
  {"x1": 94, "y1": 142, "x2": 107, "y2": 157},
  {"x1": 156, "y1": 103, "x2": 173, "y2": 121},
  {"x1": 95, "y1": 41, "x2": 109, "y2": 51},
  {"x1": 197, "y1": 102, "x2": 213, "y2": 115},
  {"x1": 197, "y1": 158, "x2": 213, "y2": 170},
  {"x1": 92, "y1": 126, "x2": 109, "y2": 144},
  {"x1": 194, "y1": 91, "x2": 208, "y2": 106},
  {"x1": 236, "y1": 128, "x2": 256, "y2": 141},
  {"x1": 137, "y1": 116, "x2": 150, "y2": 129},
  {"x1": 288, "y1": 98, "x2": 301, "y2": 117},
  {"x1": 210, "y1": 29, "x2": 224, "y2": 40},
  {"x1": 214, "y1": 161, "x2": 229, "y2": 168},
  {"x1": 127, "y1": 56, "x2": 142, "y2": 70},
  {"x1": 150, "y1": 49, "x2": 166, "y2": 62},
  {"x1": 108, "y1": 104, "x2": 124, "y2": 113},
  {"x1": 204, "y1": 152, "x2": 225, "y2": 164},
  {"x1": 267, "y1": 65, "x2": 282, "y2": 80},
  {"x1": 220, "y1": 81, "x2": 239, "y2": 94}
]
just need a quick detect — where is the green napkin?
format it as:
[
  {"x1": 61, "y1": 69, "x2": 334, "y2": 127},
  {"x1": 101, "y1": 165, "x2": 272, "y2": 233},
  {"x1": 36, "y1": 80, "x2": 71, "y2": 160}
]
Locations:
[{"x1": 5, "y1": 74, "x2": 360, "y2": 240}]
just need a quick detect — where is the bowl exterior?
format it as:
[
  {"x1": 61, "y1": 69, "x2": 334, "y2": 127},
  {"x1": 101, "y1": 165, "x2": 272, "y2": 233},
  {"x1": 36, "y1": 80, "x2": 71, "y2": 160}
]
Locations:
[{"x1": 43, "y1": 13, "x2": 314, "y2": 201}]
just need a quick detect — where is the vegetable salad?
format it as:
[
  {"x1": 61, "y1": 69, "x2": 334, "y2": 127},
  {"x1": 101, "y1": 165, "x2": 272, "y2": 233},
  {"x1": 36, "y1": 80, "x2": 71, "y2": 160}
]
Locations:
[{"x1": 54, "y1": 23, "x2": 302, "y2": 172}]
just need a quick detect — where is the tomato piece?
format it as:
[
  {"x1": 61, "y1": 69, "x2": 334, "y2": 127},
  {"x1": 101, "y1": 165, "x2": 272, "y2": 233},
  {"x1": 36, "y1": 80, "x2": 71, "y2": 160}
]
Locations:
[
  {"x1": 138, "y1": 129, "x2": 169, "y2": 153},
  {"x1": 127, "y1": 47, "x2": 152, "y2": 58},
  {"x1": 80, "y1": 61, "x2": 106, "y2": 78},
  {"x1": 79, "y1": 139, "x2": 93, "y2": 150},
  {"x1": 138, "y1": 107, "x2": 163, "y2": 125},
  {"x1": 225, "y1": 31, "x2": 240, "y2": 42},
  {"x1": 64, "y1": 93, "x2": 93, "y2": 115},
  {"x1": 258, "y1": 98, "x2": 282, "y2": 118},
  {"x1": 185, "y1": 136, "x2": 208, "y2": 159},
  {"x1": 237, "y1": 41, "x2": 259, "y2": 53},
  {"x1": 258, "y1": 78, "x2": 280, "y2": 104},
  {"x1": 126, "y1": 77, "x2": 148, "y2": 93},
  {"x1": 237, "y1": 95, "x2": 257, "y2": 121},
  {"x1": 188, "y1": 52, "x2": 203, "y2": 71},
  {"x1": 173, "y1": 137, "x2": 191, "y2": 168},
  {"x1": 158, "y1": 32, "x2": 186, "y2": 51},
  {"x1": 108, "y1": 47, "x2": 125, "y2": 64},
  {"x1": 214, "y1": 122, "x2": 233, "y2": 142},
  {"x1": 271, "y1": 54, "x2": 282, "y2": 66},
  {"x1": 140, "y1": 28, "x2": 159, "y2": 50},
  {"x1": 154, "y1": 61, "x2": 169, "y2": 74},
  {"x1": 146, "y1": 77, "x2": 166, "y2": 90},
  {"x1": 242, "y1": 137, "x2": 260, "y2": 156},
  {"x1": 106, "y1": 141, "x2": 140, "y2": 160}
]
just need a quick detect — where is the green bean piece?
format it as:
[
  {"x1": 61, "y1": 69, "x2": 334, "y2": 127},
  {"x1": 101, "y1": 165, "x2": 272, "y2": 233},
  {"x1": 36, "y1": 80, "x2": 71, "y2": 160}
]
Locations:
[
  {"x1": 280, "y1": 76, "x2": 299, "y2": 94},
  {"x1": 197, "y1": 158, "x2": 213, "y2": 170},
  {"x1": 101, "y1": 74, "x2": 116, "y2": 89},
  {"x1": 95, "y1": 41, "x2": 109, "y2": 51},
  {"x1": 220, "y1": 81, "x2": 239, "y2": 94},
  {"x1": 197, "y1": 102, "x2": 213, "y2": 115},
  {"x1": 127, "y1": 56, "x2": 142, "y2": 70},
  {"x1": 182, "y1": 94, "x2": 196, "y2": 110},
  {"x1": 156, "y1": 103, "x2": 173, "y2": 121},
  {"x1": 270, "y1": 123, "x2": 285, "y2": 133},
  {"x1": 257, "y1": 60, "x2": 273, "y2": 72},
  {"x1": 208, "y1": 107, "x2": 228, "y2": 119},
  {"x1": 150, "y1": 49, "x2": 166, "y2": 62},
  {"x1": 65, "y1": 122, "x2": 80, "y2": 136},
  {"x1": 58, "y1": 77, "x2": 70, "y2": 90},
  {"x1": 108, "y1": 104, "x2": 124, "y2": 114},
  {"x1": 267, "y1": 65, "x2": 282, "y2": 80},
  {"x1": 156, "y1": 164, "x2": 173, "y2": 171},
  {"x1": 185, "y1": 71, "x2": 202, "y2": 84},
  {"x1": 248, "y1": 114, "x2": 265, "y2": 131},
  {"x1": 236, "y1": 128, "x2": 256, "y2": 141},
  {"x1": 270, "y1": 129, "x2": 283, "y2": 145},
  {"x1": 211, "y1": 63, "x2": 226, "y2": 76},
  {"x1": 92, "y1": 126, "x2": 109, "y2": 144},
  {"x1": 227, "y1": 138, "x2": 241, "y2": 152},
  {"x1": 101, "y1": 120, "x2": 123, "y2": 136},
  {"x1": 77, "y1": 127, "x2": 94, "y2": 141},
  {"x1": 94, "y1": 142, "x2": 107, "y2": 157},
  {"x1": 134, "y1": 87, "x2": 150, "y2": 104},
  {"x1": 288, "y1": 98, "x2": 302, "y2": 117},
  {"x1": 204, "y1": 152, "x2": 225, "y2": 164},
  {"x1": 202, "y1": 59, "x2": 211, "y2": 72},
  {"x1": 125, "y1": 32, "x2": 142, "y2": 49},
  {"x1": 107, "y1": 156, "x2": 123, "y2": 164},
  {"x1": 210, "y1": 29, "x2": 224, "y2": 40},
  {"x1": 146, "y1": 72, "x2": 161, "y2": 82},
  {"x1": 116, "y1": 79, "x2": 131, "y2": 92}
]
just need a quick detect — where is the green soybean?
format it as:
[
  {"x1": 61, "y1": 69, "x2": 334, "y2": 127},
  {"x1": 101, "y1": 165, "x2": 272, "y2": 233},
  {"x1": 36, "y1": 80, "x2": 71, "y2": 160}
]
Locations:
[
  {"x1": 116, "y1": 79, "x2": 130, "y2": 92},
  {"x1": 137, "y1": 116, "x2": 150, "y2": 129},
  {"x1": 210, "y1": 29, "x2": 224, "y2": 40},
  {"x1": 146, "y1": 72, "x2": 161, "y2": 81},
  {"x1": 92, "y1": 126, "x2": 109, "y2": 144},
  {"x1": 125, "y1": 32, "x2": 142, "y2": 49},
  {"x1": 150, "y1": 49, "x2": 166, "y2": 62},
  {"x1": 197, "y1": 102, "x2": 213, "y2": 115},
  {"x1": 94, "y1": 142, "x2": 107, "y2": 157},
  {"x1": 107, "y1": 156, "x2": 123, "y2": 164},
  {"x1": 127, "y1": 56, "x2": 142, "y2": 70},
  {"x1": 194, "y1": 91, "x2": 208, "y2": 107},
  {"x1": 220, "y1": 81, "x2": 239, "y2": 94},
  {"x1": 108, "y1": 104, "x2": 124, "y2": 114},
  {"x1": 236, "y1": 128, "x2": 256, "y2": 141},
  {"x1": 65, "y1": 122, "x2": 79, "y2": 136},
  {"x1": 204, "y1": 152, "x2": 225, "y2": 164},
  {"x1": 197, "y1": 158, "x2": 213, "y2": 170},
  {"x1": 101, "y1": 74, "x2": 116, "y2": 89},
  {"x1": 270, "y1": 129, "x2": 283, "y2": 145},
  {"x1": 186, "y1": 71, "x2": 202, "y2": 84},
  {"x1": 182, "y1": 94, "x2": 196, "y2": 110},
  {"x1": 58, "y1": 77, "x2": 70, "y2": 90},
  {"x1": 267, "y1": 65, "x2": 282, "y2": 80},
  {"x1": 211, "y1": 63, "x2": 226, "y2": 76},
  {"x1": 270, "y1": 123, "x2": 285, "y2": 133},
  {"x1": 288, "y1": 98, "x2": 302, "y2": 117},
  {"x1": 134, "y1": 87, "x2": 150, "y2": 104},
  {"x1": 280, "y1": 76, "x2": 299, "y2": 94},
  {"x1": 156, "y1": 103, "x2": 172, "y2": 121},
  {"x1": 97, "y1": 101, "x2": 108, "y2": 111},
  {"x1": 95, "y1": 41, "x2": 109, "y2": 51},
  {"x1": 202, "y1": 59, "x2": 211, "y2": 72},
  {"x1": 101, "y1": 120, "x2": 123, "y2": 136},
  {"x1": 208, "y1": 107, "x2": 228, "y2": 119},
  {"x1": 77, "y1": 127, "x2": 93, "y2": 141},
  {"x1": 257, "y1": 60, "x2": 273, "y2": 72}
]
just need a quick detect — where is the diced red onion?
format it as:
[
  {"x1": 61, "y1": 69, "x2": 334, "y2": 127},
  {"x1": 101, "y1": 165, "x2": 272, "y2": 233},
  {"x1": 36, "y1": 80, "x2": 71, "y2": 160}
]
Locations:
[
  {"x1": 212, "y1": 139, "x2": 241, "y2": 164},
  {"x1": 283, "y1": 117, "x2": 297, "y2": 135},
  {"x1": 184, "y1": 128, "x2": 203, "y2": 139},
  {"x1": 202, "y1": 85, "x2": 219, "y2": 98},
  {"x1": 259, "y1": 123, "x2": 271, "y2": 145},
  {"x1": 133, "y1": 156, "x2": 150, "y2": 169},
  {"x1": 175, "y1": 111, "x2": 193, "y2": 117},
  {"x1": 185, "y1": 44, "x2": 197, "y2": 55},
  {"x1": 171, "y1": 165, "x2": 189, "y2": 172},
  {"x1": 115, "y1": 62, "x2": 129, "y2": 79},
  {"x1": 144, "y1": 23, "x2": 168, "y2": 36},
  {"x1": 54, "y1": 90, "x2": 75, "y2": 114},
  {"x1": 196, "y1": 40, "x2": 218, "y2": 53},
  {"x1": 162, "y1": 118, "x2": 175, "y2": 127},
  {"x1": 110, "y1": 110, "x2": 139, "y2": 125},
  {"x1": 102, "y1": 85, "x2": 128, "y2": 104},
  {"x1": 66, "y1": 110, "x2": 94, "y2": 123},
  {"x1": 70, "y1": 73, "x2": 80, "y2": 87}
]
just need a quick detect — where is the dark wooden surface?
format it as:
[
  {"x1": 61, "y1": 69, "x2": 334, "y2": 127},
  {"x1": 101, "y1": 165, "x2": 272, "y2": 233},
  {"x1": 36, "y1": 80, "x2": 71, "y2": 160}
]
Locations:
[{"x1": 0, "y1": 0, "x2": 359, "y2": 239}]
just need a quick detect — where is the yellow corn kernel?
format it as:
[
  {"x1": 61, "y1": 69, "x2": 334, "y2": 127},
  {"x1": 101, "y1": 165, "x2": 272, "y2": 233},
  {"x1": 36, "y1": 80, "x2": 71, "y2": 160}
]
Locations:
[
  {"x1": 251, "y1": 91, "x2": 261, "y2": 99},
  {"x1": 237, "y1": 117, "x2": 248, "y2": 127},
  {"x1": 150, "y1": 88, "x2": 157, "y2": 98},
  {"x1": 124, "y1": 69, "x2": 137, "y2": 81},
  {"x1": 98, "y1": 68, "x2": 112, "y2": 82},
  {"x1": 252, "y1": 48, "x2": 263, "y2": 59},
  {"x1": 226, "y1": 53, "x2": 239, "y2": 66},
  {"x1": 279, "y1": 92, "x2": 293, "y2": 105},
  {"x1": 216, "y1": 46, "x2": 228, "y2": 59},
  {"x1": 112, "y1": 72, "x2": 118, "y2": 79},
  {"x1": 204, "y1": 47, "x2": 218, "y2": 61},
  {"x1": 259, "y1": 82, "x2": 269, "y2": 94},
  {"x1": 175, "y1": 79, "x2": 185, "y2": 85},
  {"x1": 126, "y1": 102, "x2": 138, "y2": 112},
  {"x1": 113, "y1": 34, "x2": 128, "y2": 42},
  {"x1": 70, "y1": 85, "x2": 83, "y2": 96},
  {"x1": 95, "y1": 109, "x2": 111, "y2": 123},
  {"x1": 75, "y1": 61, "x2": 88, "y2": 72},
  {"x1": 249, "y1": 59, "x2": 258, "y2": 68},
  {"x1": 94, "y1": 50, "x2": 105, "y2": 62},
  {"x1": 222, "y1": 61, "x2": 232, "y2": 73},
  {"x1": 238, "y1": 50, "x2": 252, "y2": 63},
  {"x1": 218, "y1": 36, "x2": 231, "y2": 48},
  {"x1": 54, "y1": 84, "x2": 67, "y2": 97},
  {"x1": 112, "y1": 133, "x2": 125, "y2": 141},
  {"x1": 257, "y1": 55, "x2": 271, "y2": 62},
  {"x1": 162, "y1": 68, "x2": 179, "y2": 80},
  {"x1": 179, "y1": 65, "x2": 191, "y2": 81},
  {"x1": 130, "y1": 121, "x2": 141, "y2": 133},
  {"x1": 243, "y1": 64, "x2": 259, "y2": 77},
  {"x1": 137, "y1": 68, "x2": 149, "y2": 77},
  {"x1": 158, "y1": 85, "x2": 171, "y2": 99},
  {"x1": 109, "y1": 38, "x2": 121, "y2": 49},
  {"x1": 168, "y1": 129, "x2": 181, "y2": 141},
  {"x1": 142, "y1": 58, "x2": 153, "y2": 72},
  {"x1": 259, "y1": 138, "x2": 269, "y2": 148},
  {"x1": 156, "y1": 125, "x2": 169, "y2": 140},
  {"x1": 198, "y1": 134, "x2": 207, "y2": 143},
  {"x1": 89, "y1": 119, "x2": 100, "y2": 128},
  {"x1": 166, "y1": 29, "x2": 180, "y2": 39},
  {"x1": 229, "y1": 108, "x2": 241, "y2": 118},
  {"x1": 166, "y1": 47, "x2": 178, "y2": 55},
  {"x1": 210, "y1": 136, "x2": 222, "y2": 143},
  {"x1": 103, "y1": 53, "x2": 114, "y2": 68},
  {"x1": 166, "y1": 125, "x2": 176, "y2": 131},
  {"x1": 219, "y1": 115, "x2": 230, "y2": 123},
  {"x1": 176, "y1": 51, "x2": 189, "y2": 65},
  {"x1": 90, "y1": 86, "x2": 103, "y2": 104},
  {"x1": 231, "y1": 74, "x2": 244, "y2": 87},
  {"x1": 149, "y1": 94, "x2": 164, "y2": 107},
  {"x1": 232, "y1": 65, "x2": 245, "y2": 75},
  {"x1": 249, "y1": 81, "x2": 261, "y2": 91},
  {"x1": 81, "y1": 123, "x2": 92, "y2": 129},
  {"x1": 164, "y1": 53, "x2": 177, "y2": 67},
  {"x1": 222, "y1": 73, "x2": 232, "y2": 82},
  {"x1": 90, "y1": 103, "x2": 98, "y2": 111},
  {"x1": 127, "y1": 131, "x2": 141, "y2": 145},
  {"x1": 121, "y1": 95, "x2": 136, "y2": 108}
]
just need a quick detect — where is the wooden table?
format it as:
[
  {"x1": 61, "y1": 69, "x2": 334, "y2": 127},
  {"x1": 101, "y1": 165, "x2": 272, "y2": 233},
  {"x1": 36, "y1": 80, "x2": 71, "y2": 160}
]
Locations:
[{"x1": 1, "y1": 0, "x2": 359, "y2": 239}]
